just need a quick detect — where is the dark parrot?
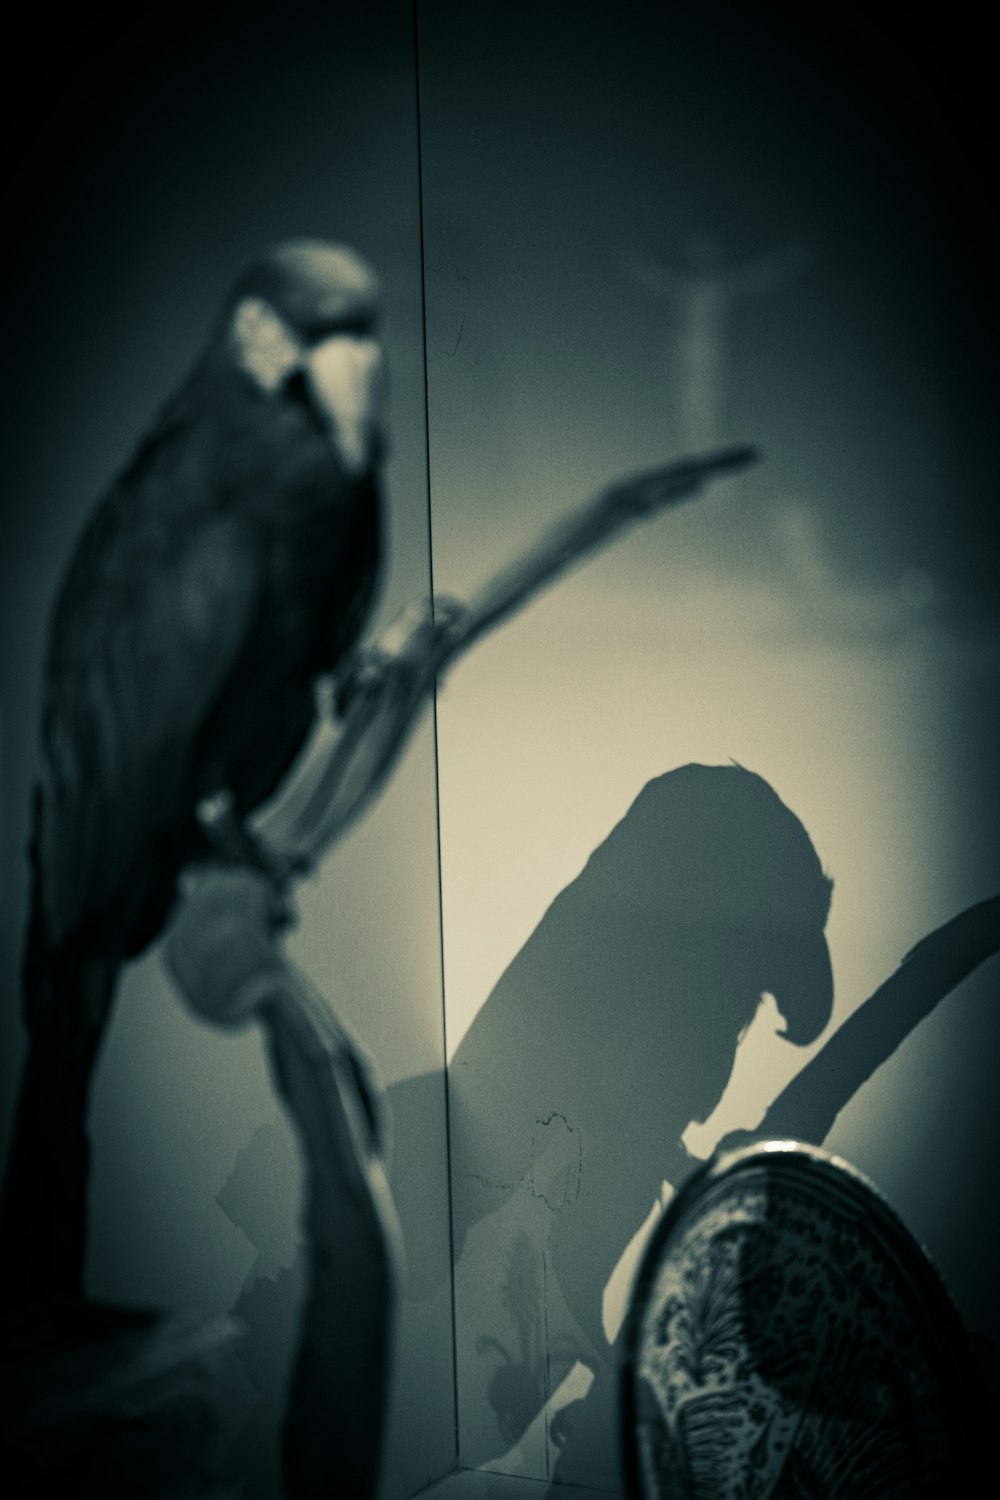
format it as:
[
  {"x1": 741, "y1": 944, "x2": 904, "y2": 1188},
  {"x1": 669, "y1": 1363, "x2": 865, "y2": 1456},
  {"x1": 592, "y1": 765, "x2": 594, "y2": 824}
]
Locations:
[{"x1": 1, "y1": 240, "x2": 388, "y2": 1306}]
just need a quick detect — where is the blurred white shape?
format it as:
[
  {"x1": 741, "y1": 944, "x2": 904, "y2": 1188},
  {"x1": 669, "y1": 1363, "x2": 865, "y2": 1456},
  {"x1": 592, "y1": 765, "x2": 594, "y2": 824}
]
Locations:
[
  {"x1": 772, "y1": 499, "x2": 947, "y2": 646},
  {"x1": 625, "y1": 232, "x2": 813, "y2": 449}
]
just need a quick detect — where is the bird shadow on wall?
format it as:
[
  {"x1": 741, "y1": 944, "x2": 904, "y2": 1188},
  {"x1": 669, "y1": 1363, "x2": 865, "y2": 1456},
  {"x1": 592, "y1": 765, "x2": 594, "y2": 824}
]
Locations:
[
  {"x1": 388, "y1": 761, "x2": 999, "y2": 1491},
  {"x1": 392, "y1": 762, "x2": 833, "y2": 1481}
]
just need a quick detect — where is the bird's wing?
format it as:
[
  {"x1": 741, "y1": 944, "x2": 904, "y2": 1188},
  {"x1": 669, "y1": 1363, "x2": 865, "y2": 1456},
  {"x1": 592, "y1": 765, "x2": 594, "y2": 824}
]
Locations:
[{"x1": 35, "y1": 509, "x2": 264, "y2": 952}]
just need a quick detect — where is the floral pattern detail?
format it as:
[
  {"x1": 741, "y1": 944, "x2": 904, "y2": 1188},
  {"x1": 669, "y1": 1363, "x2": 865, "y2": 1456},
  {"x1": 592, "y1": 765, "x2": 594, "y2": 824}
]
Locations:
[
  {"x1": 627, "y1": 1147, "x2": 976, "y2": 1498},
  {"x1": 476, "y1": 1231, "x2": 581, "y2": 1444}
]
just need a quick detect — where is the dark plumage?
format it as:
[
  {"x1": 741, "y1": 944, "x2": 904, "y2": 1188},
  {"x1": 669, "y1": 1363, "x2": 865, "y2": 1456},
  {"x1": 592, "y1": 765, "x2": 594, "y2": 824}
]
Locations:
[{"x1": 3, "y1": 240, "x2": 388, "y2": 1304}]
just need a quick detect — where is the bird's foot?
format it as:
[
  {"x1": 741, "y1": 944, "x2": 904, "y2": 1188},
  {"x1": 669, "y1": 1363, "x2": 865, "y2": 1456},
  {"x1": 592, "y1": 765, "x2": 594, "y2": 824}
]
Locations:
[{"x1": 195, "y1": 788, "x2": 303, "y2": 925}]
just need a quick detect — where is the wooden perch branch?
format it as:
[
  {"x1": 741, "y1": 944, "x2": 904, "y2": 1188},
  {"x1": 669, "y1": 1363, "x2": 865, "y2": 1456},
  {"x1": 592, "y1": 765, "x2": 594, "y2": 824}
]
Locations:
[
  {"x1": 717, "y1": 894, "x2": 1000, "y2": 1154},
  {"x1": 164, "y1": 867, "x2": 399, "y2": 1498},
  {"x1": 252, "y1": 445, "x2": 758, "y2": 872}
]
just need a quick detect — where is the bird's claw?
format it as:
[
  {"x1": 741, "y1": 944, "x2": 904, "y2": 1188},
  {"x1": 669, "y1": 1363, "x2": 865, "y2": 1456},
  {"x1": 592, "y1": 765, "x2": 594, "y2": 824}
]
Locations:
[
  {"x1": 373, "y1": 593, "x2": 467, "y2": 663},
  {"x1": 195, "y1": 786, "x2": 302, "y2": 922},
  {"x1": 334, "y1": 595, "x2": 468, "y2": 715},
  {"x1": 196, "y1": 787, "x2": 240, "y2": 846}
]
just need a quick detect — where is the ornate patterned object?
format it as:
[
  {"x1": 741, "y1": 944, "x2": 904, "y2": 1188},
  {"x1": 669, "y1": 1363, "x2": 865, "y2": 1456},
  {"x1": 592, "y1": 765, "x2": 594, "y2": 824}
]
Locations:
[{"x1": 619, "y1": 1141, "x2": 984, "y2": 1498}]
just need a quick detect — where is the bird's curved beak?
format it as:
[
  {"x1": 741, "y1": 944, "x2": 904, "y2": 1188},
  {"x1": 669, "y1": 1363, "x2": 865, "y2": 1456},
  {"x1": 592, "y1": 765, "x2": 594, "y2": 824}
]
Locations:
[
  {"x1": 772, "y1": 930, "x2": 835, "y2": 1047},
  {"x1": 306, "y1": 334, "x2": 387, "y2": 475}
]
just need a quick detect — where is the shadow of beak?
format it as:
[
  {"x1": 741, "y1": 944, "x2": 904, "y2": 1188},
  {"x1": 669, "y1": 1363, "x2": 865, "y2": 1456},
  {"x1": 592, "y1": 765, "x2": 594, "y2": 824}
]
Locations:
[{"x1": 774, "y1": 930, "x2": 834, "y2": 1047}]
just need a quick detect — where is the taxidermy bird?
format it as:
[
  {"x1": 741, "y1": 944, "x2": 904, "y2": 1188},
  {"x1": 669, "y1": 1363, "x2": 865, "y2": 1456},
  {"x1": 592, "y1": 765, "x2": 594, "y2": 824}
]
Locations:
[{"x1": 1, "y1": 240, "x2": 388, "y2": 1306}]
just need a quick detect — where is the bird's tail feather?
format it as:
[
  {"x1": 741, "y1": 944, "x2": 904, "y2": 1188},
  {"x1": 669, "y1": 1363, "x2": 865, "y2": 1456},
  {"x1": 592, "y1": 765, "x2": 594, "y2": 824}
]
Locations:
[{"x1": 1, "y1": 941, "x2": 119, "y2": 1311}]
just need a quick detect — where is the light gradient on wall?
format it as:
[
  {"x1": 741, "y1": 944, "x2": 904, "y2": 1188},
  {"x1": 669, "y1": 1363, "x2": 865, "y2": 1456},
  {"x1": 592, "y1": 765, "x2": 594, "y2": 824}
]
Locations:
[{"x1": 418, "y1": 0, "x2": 999, "y2": 1485}]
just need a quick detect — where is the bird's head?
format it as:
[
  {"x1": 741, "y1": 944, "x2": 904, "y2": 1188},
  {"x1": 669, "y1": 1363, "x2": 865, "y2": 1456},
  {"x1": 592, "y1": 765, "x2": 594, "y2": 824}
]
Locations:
[
  {"x1": 225, "y1": 239, "x2": 387, "y2": 475},
  {"x1": 593, "y1": 763, "x2": 836, "y2": 1062}
]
